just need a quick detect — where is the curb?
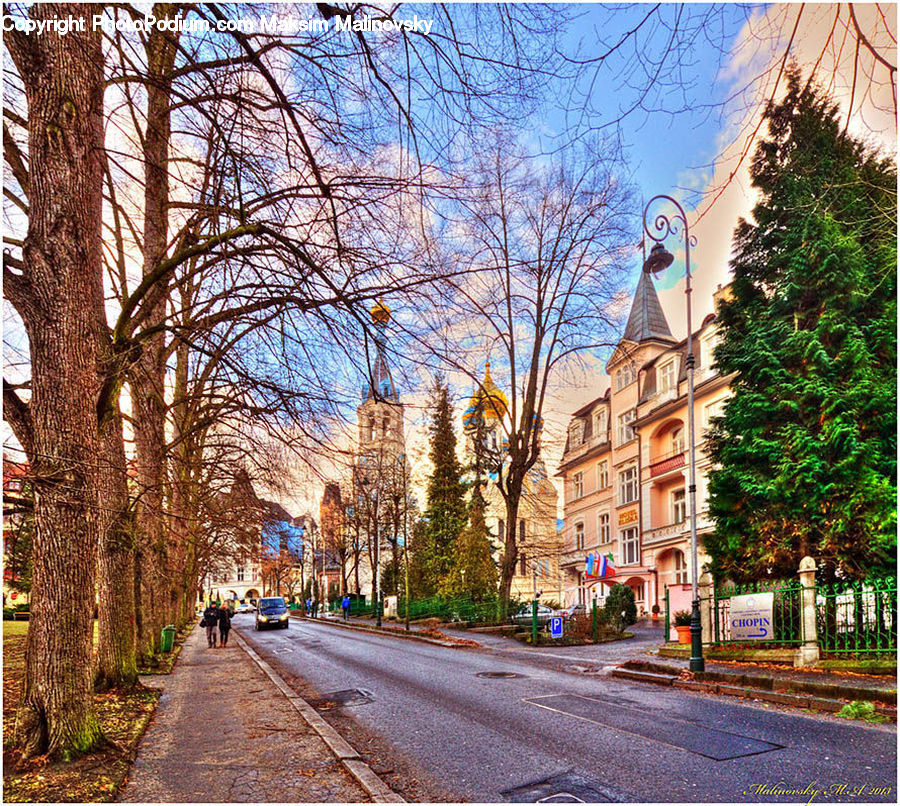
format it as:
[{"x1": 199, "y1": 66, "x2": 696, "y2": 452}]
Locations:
[
  {"x1": 611, "y1": 665, "x2": 897, "y2": 722},
  {"x1": 293, "y1": 614, "x2": 470, "y2": 649},
  {"x1": 232, "y1": 630, "x2": 405, "y2": 803}
]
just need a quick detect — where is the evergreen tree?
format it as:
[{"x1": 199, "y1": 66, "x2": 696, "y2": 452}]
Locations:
[
  {"x1": 707, "y1": 68, "x2": 896, "y2": 583},
  {"x1": 441, "y1": 485, "x2": 499, "y2": 600},
  {"x1": 421, "y1": 379, "x2": 468, "y2": 593}
]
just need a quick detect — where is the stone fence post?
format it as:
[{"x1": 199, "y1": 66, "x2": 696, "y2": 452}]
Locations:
[
  {"x1": 698, "y1": 571, "x2": 714, "y2": 646},
  {"x1": 796, "y1": 555, "x2": 820, "y2": 667}
]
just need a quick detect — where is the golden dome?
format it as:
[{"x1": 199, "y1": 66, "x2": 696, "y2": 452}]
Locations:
[
  {"x1": 370, "y1": 301, "x2": 391, "y2": 324},
  {"x1": 462, "y1": 361, "x2": 509, "y2": 430}
]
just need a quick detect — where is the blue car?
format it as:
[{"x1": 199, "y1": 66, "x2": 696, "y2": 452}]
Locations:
[{"x1": 255, "y1": 597, "x2": 290, "y2": 630}]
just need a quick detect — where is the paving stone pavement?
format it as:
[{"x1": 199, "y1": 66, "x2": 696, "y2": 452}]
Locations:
[{"x1": 120, "y1": 625, "x2": 369, "y2": 803}]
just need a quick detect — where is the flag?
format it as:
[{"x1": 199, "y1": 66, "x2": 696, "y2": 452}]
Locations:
[{"x1": 605, "y1": 553, "x2": 616, "y2": 578}]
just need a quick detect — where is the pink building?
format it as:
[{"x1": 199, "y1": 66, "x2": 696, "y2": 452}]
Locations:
[{"x1": 558, "y1": 275, "x2": 733, "y2": 633}]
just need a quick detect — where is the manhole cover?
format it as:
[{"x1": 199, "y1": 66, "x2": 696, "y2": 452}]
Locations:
[
  {"x1": 476, "y1": 671, "x2": 524, "y2": 679},
  {"x1": 310, "y1": 689, "x2": 373, "y2": 710}
]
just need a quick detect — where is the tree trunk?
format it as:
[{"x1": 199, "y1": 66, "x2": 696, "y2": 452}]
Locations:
[
  {"x1": 95, "y1": 406, "x2": 138, "y2": 690},
  {"x1": 133, "y1": 12, "x2": 180, "y2": 654},
  {"x1": 498, "y1": 491, "x2": 522, "y2": 616},
  {"x1": 8, "y1": 3, "x2": 106, "y2": 759}
]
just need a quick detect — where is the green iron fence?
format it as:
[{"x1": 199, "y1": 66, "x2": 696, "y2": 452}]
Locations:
[
  {"x1": 710, "y1": 578, "x2": 804, "y2": 646},
  {"x1": 815, "y1": 577, "x2": 897, "y2": 657}
]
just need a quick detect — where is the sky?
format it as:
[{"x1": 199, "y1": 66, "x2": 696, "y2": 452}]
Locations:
[{"x1": 3, "y1": 2, "x2": 896, "y2": 520}]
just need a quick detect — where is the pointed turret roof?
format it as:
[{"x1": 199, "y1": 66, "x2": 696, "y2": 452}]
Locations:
[
  {"x1": 622, "y1": 271, "x2": 675, "y2": 343},
  {"x1": 362, "y1": 302, "x2": 399, "y2": 402}
]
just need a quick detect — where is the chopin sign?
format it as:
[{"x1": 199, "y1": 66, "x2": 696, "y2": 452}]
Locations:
[{"x1": 729, "y1": 592, "x2": 774, "y2": 640}]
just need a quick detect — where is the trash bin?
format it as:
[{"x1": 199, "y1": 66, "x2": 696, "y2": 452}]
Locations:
[{"x1": 160, "y1": 624, "x2": 176, "y2": 653}]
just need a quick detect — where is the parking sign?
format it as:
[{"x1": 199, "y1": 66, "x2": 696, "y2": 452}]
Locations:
[{"x1": 550, "y1": 616, "x2": 563, "y2": 638}]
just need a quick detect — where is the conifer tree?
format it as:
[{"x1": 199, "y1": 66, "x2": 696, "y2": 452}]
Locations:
[
  {"x1": 441, "y1": 479, "x2": 499, "y2": 600},
  {"x1": 707, "y1": 68, "x2": 896, "y2": 583},
  {"x1": 421, "y1": 379, "x2": 468, "y2": 594}
]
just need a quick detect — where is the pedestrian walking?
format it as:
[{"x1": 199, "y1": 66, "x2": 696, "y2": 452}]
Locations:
[
  {"x1": 218, "y1": 603, "x2": 233, "y2": 647},
  {"x1": 202, "y1": 601, "x2": 219, "y2": 648},
  {"x1": 305, "y1": 597, "x2": 312, "y2": 617},
  {"x1": 341, "y1": 595, "x2": 351, "y2": 621},
  {"x1": 311, "y1": 598, "x2": 318, "y2": 618}
]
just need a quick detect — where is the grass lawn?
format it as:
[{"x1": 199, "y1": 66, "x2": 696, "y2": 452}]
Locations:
[{"x1": 3, "y1": 620, "x2": 161, "y2": 803}]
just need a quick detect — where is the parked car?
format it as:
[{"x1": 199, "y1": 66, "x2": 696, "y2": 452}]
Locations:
[
  {"x1": 556, "y1": 604, "x2": 586, "y2": 621},
  {"x1": 510, "y1": 604, "x2": 554, "y2": 628},
  {"x1": 255, "y1": 597, "x2": 289, "y2": 630}
]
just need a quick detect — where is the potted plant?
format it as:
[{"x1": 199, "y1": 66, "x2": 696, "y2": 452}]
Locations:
[
  {"x1": 673, "y1": 610, "x2": 692, "y2": 644},
  {"x1": 651, "y1": 604, "x2": 660, "y2": 621}
]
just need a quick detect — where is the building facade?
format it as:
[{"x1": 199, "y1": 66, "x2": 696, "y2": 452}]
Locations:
[{"x1": 558, "y1": 275, "x2": 733, "y2": 627}]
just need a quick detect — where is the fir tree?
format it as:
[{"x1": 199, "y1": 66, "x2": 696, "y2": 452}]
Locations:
[
  {"x1": 421, "y1": 379, "x2": 468, "y2": 594},
  {"x1": 441, "y1": 480, "x2": 499, "y2": 600},
  {"x1": 707, "y1": 68, "x2": 896, "y2": 583}
]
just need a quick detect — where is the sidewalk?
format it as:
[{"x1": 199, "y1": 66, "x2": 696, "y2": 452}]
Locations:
[{"x1": 120, "y1": 625, "x2": 371, "y2": 803}]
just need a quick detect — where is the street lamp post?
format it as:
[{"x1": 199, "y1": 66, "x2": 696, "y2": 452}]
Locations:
[{"x1": 642, "y1": 194, "x2": 705, "y2": 673}]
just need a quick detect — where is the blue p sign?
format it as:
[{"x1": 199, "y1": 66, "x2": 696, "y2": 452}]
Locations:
[{"x1": 551, "y1": 616, "x2": 563, "y2": 638}]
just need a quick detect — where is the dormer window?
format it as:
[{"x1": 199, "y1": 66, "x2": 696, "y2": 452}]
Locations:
[
  {"x1": 593, "y1": 409, "x2": 607, "y2": 440},
  {"x1": 659, "y1": 359, "x2": 676, "y2": 394},
  {"x1": 568, "y1": 419, "x2": 585, "y2": 448}
]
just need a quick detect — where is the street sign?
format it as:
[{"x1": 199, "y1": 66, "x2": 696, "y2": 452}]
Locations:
[
  {"x1": 729, "y1": 592, "x2": 774, "y2": 640},
  {"x1": 550, "y1": 616, "x2": 563, "y2": 638}
]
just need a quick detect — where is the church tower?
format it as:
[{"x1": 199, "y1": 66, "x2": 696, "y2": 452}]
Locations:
[
  {"x1": 356, "y1": 302, "x2": 405, "y2": 462},
  {"x1": 462, "y1": 361, "x2": 509, "y2": 458}
]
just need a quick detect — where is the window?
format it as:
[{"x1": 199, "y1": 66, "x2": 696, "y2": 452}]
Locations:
[
  {"x1": 597, "y1": 513, "x2": 610, "y2": 544},
  {"x1": 237, "y1": 566, "x2": 245, "y2": 582},
  {"x1": 700, "y1": 330, "x2": 719, "y2": 371},
  {"x1": 617, "y1": 408, "x2": 637, "y2": 445},
  {"x1": 365, "y1": 416, "x2": 375, "y2": 442},
  {"x1": 568, "y1": 420, "x2": 585, "y2": 448},
  {"x1": 703, "y1": 397, "x2": 728, "y2": 429},
  {"x1": 519, "y1": 519, "x2": 526, "y2": 544},
  {"x1": 498, "y1": 519, "x2": 506, "y2": 542},
  {"x1": 671, "y1": 427, "x2": 685, "y2": 455},
  {"x1": 574, "y1": 522, "x2": 585, "y2": 550},
  {"x1": 593, "y1": 409, "x2": 607, "y2": 440},
  {"x1": 382, "y1": 417, "x2": 389, "y2": 436},
  {"x1": 621, "y1": 526, "x2": 640, "y2": 565},
  {"x1": 519, "y1": 553, "x2": 527, "y2": 576},
  {"x1": 596, "y1": 460, "x2": 609, "y2": 490},
  {"x1": 674, "y1": 549, "x2": 688, "y2": 584},
  {"x1": 616, "y1": 361, "x2": 635, "y2": 390},
  {"x1": 573, "y1": 472, "x2": 584, "y2": 500},
  {"x1": 618, "y1": 466, "x2": 638, "y2": 505},
  {"x1": 672, "y1": 488, "x2": 686, "y2": 523},
  {"x1": 659, "y1": 360, "x2": 676, "y2": 393}
]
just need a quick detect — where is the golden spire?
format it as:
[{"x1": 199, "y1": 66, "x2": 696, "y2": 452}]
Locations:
[
  {"x1": 370, "y1": 300, "x2": 391, "y2": 324},
  {"x1": 462, "y1": 361, "x2": 509, "y2": 430}
]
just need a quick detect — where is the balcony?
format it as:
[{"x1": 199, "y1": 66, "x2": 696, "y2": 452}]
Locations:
[
  {"x1": 648, "y1": 449, "x2": 685, "y2": 478},
  {"x1": 643, "y1": 520, "x2": 686, "y2": 546}
]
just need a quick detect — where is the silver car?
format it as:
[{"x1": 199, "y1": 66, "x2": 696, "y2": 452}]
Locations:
[{"x1": 510, "y1": 604, "x2": 554, "y2": 627}]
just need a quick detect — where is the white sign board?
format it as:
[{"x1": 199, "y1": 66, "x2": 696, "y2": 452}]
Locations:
[{"x1": 729, "y1": 592, "x2": 774, "y2": 640}]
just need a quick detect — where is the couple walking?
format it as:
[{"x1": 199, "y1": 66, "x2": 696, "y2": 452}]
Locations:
[{"x1": 201, "y1": 601, "x2": 233, "y2": 648}]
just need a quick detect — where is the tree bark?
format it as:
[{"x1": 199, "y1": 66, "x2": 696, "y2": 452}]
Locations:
[
  {"x1": 7, "y1": 3, "x2": 106, "y2": 759},
  {"x1": 132, "y1": 10, "x2": 181, "y2": 654},
  {"x1": 95, "y1": 405, "x2": 138, "y2": 690}
]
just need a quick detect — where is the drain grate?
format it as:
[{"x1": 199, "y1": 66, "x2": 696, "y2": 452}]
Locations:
[
  {"x1": 310, "y1": 688, "x2": 373, "y2": 710},
  {"x1": 476, "y1": 671, "x2": 525, "y2": 679},
  {"x1": 502, "y1": 771, "x2": 626, "y2": 803}
]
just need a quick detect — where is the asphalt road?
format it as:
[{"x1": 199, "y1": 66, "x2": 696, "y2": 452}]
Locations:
[{"x1": 235, "y1": 618, "x2": 896, "y2": 804}]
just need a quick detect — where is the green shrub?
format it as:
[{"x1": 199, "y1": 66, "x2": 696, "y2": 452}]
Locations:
[
  {"x1": 673, "y1": 610, "x2": 692, "y2": 626},
  {"x1": 603, "y1": 584, "x2": 637, "y2": 631},
  {"x1": 836, "y1": 701, "x2": 887, "y2": 723}
]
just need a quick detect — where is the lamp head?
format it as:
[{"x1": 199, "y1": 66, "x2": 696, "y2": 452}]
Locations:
[{"x1": 643, "y1": 241, "x2": 674, "y2": 276}]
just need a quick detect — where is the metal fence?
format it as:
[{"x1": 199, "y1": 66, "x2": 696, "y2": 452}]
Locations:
[
  {"x1": 709, "y1": 578, "x2": 804, "y2": 646},
  {"x1": 815, "y1": 577, "x2": 897, "y2": 656}
]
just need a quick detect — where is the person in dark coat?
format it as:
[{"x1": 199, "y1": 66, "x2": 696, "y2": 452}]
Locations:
[
  {"x1": 203, "y1": 602, "x2": 219, "y2": 648},
  {"x1": 217, "y1": 603, "x2": 233, "y2": 647},
  {"x1": 341, "y1": 595, "x2": 351, "y2": 620}
]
